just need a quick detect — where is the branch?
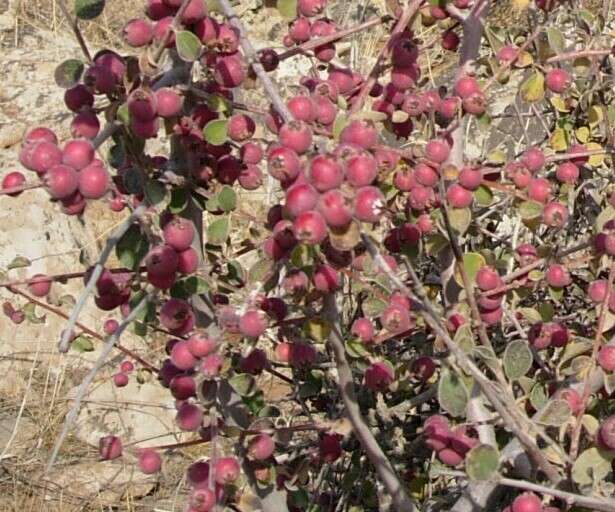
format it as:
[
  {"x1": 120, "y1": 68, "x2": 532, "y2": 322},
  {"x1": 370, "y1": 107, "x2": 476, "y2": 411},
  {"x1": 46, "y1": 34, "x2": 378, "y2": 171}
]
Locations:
[
  {"x1": 0, "y1": 183, "x2": 43, "y2": 196},
  {"x1": 348, "y1": 0, "x2": 424, "y2": 116},
  {"x1": 436, "y1": 470, "x2": 615, "y2": 512},
  {"x1": 45, "y1": 292, "x2": 154, "y2": 475},
  {"x1": 323, "y1": 294, "x2": 416, "y2": 512},
  {"x1": 217, "y1": 0, "x2": 293, "y2": 124},
  {"x1": 56, "y1": 0, "x2": 92, "y2": 62},
  {"x1": 58, "y1": 205, "x2": 146, "y2": 353},
  {"x1": 546, "y1": 48, "x2": 612, "y2": 63}
]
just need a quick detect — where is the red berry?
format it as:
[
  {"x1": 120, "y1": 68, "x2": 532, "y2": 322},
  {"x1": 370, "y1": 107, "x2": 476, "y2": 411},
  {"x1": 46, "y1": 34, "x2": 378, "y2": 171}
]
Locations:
[
  {"x1": 317, "y1": 189, "x2": 352, "y2": 228},
  {"x1": 155, "y1": 87, "x2": 183, "y2": 118},
  {"x1": 214, "y1": 457, "x2": 240, "y2": 484},
  {"x1": 441, "y1": 29, "x2": 460, "y2": 51},
  {"x1": 64, "y1": 84, "x2": 94, "y2": 113},
  {"x1": 285, "y1": 182, "x2": 319, "y2": 217},
  {"x1": 476, "y1": 266, "x2": 501, "y2": 291},
  {"x1": 228, "y1": 114, "x2": 256, "y2": 142},
  {"x1": 78, "y1": 163, "x2": 109, "y2": 199},
  {"x1": 364, "y1": 361, "x2": 395, "y2": 391},
  {"x1": 163, "y1": 217, "x2": 195, "y2": 251},
  {"x1": 462, "y1": 91, "x2": 486, "y2": 115},
  {"x1": 546, "y1": 68, "x2": 571, "y2": 93},
  {"x1": 293, "y1": 210, "x2": 328, "y2": 244},
  {"x1": 71, "y1": 110, "x2": 100, "y2": 139},
  {"x1": 99, "y1": 435, "x2": 122, "y2": 460},
  {"x1": 309, "y1": 154, "x2": 343, "y2": 192},
  {"x1": 176, "y1": 402, "x2": 203, "y2": 431},
  {"x1": 446, "y1": 183, "x2": 473, "y2": 208},
  {"x1": 2, "y1": 171, "x2": 25, "y2": 196},
  {"x1": 511, "y1": 492, "x2": 542, "y2": 512},
  {"x1": 45, "y1": 164, "x2": 78, "y2": 199},
  {"x1": 340, "y1": 120, "x2": 378, "y2": 149},
  {"x1": 542, "y1": 201, "x2": 568, "y2": 228},
  {"x1": 146, "y1": 245, "x2": 179, "y2": 277},
  {"x1": 454, "y1": 75, "x2": 480, "y2": 99},
  {"x1": 353, "y1": 186, "x2": 385, "y2": 223},
  {"x1": 113, "y1": 372, "x2": 129, "y2": 387},
  {"x1": 123, "y1": 18, "x2": 153, "y2": 47},
  {"x1": 313, "y1": 264, "x2": 340, "y2": 292},
  {"x1": 267, "y1": 146, "x2": 302, "y2": 182},
  {"x1": 545, "y1": 264, "x2": 571, "y2": 288},
  {"x1": 138, "y1": 449, "x2": 162, "y2": 474},
  {"x1": 555, "y1": 162, "x2": 579, "y2": 183},
  {"x1": 171, "y1": 340, "x2": 198, "y2": 370}
]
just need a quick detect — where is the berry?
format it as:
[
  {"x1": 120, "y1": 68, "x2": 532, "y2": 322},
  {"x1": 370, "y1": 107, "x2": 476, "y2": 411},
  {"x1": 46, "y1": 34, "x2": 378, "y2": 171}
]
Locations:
[
  {"x1": 598, "y1": 345, "x2": 615, "y2": 371},
  {"x1": 214, "y1": 54, "x2": 246, "y2": 88},
  {"x1": 78, "y1": 163, "x2": 109, "y2": 199},
  {"x1": 546, "y1": 68, "x2": 571, "y2": 93},
  {"x1": 239, "y1": 309, "x2": 268, "y2": 338},
  {"x1": 545, "y1": 264, "x2": 571, "y2": 288},
  {"x1": 138, "y1": 449, "x2": 162, "y2": 474},
  {"x1": 319, "y1": 433, "x2": 342, "y2": 463},
  {"x1": 228, "y1": 114, "x2": 256, "y2": 142},
  {"x1": 155, "y1": 88, "x2": 183, "y2": 118},
  {"x1": 542, "y1": 201, "x2": 568, "y2": 228},
  {"x1": 476, "y1": 266, "x2": 501, "y2": 291},
  {"x1": 351, "y1": 317, "x2": 374, "y2": 343},
  {"x1": 163, "y1": 217, "x2": 195, "y2": 251},
  {"x1": 287, "y1": 95, "x2": 317, "y2": 123},
  {"x1": 293, "y1": 210, "x2": 327, "y2": 244},
  {"x1": 425, "y1": 139, "x2": 450, "y2": 164},
  {"x1": 64, "y1": 84, "x2": 94, "y2": 113},
  {"x1": 527, "y1": 178, "x2": 552, "y2": 203},
  {"x1": 364, "y1": 361, "x2": 394, "y2": 391},
  {"x1": 103, "y1": 318, "x2": 119, "y2": 334},
  {"x1": 285, "y1": 183, "x2": 319, "y2": 217},
  {"x1": 123, "y1": 19, "x2": 153, "y2": 47},
  {"x1": 189, "y1": 488, "x2": 216, "y2": 512},
  {"x1": 497, "y1": 44, "x2": 518, "y2": 63},
  {"x1": 340, "y1": 120, "x2": 378, "y2": 149},
  {"x1": 318, "y1": 189, "x2": 352, "y2": 228},
  {"x1": 170, "y1": 375, "x2": 197, "y2": 400},
  {"x1": 279, "y1": 121, "x2": 313, "y2": 154},
  {"x1": 62, "y1": 139, "x2": 94, "y2": 170},
  {"x1": 598, "y1": 415, "x2": 615, "y2": 450},
  {"x1": 248, "y1": 434, "x2": 275, "y2": 461},
  {"x1": 45, "y1": 164, "x2": 78, "y2": 199},
  {"x1": 521, "y1": 147, "x2": 545, "y2": 172},
  {"x1": 390, "y1": 65, "x2": 420, "y2": 90},
  {"x1": 214, "y1": 457, "x2": 240, "y2": 484},
  {"x1": 71, "y1": 110, "x2": 100, "y2": 139},
  {"x1": 309, "y1": 154, "x2": 343, "y2": 191},
  {"x1": 268, "y1": 146, "x2": 302, "y2": 182},
  {"x1": 176, "y1": 402, "x2": 204, "y2": 431},
  {"x1": 345, "y1": 153, "x2": 378, "y2": 187},
  {"x1": 353, "y1": 186, "x2": 385, "y2": 223},
  {"x1": 454, "y1": 76, "x2": 480, "y2": 98},
  {"x1": 462, "y1": 92, "x2": 486, "y2": 115},
  {"x1": 458, "y1": 167, "x2": 482, "y2": 190},
  {"x1": 588, "y1": 280, "x2": 609, "y2": 303},
  {"x1": 412, "y1": 356, "x2": 436, "y2": 381},
  {"x1": 240, "y1": 142, "x2": 263, "y2": 164},
  {"x1": 120, "y1": 360, "x2": 134, "y2": 373},
  {"x1": 187, "y1": 333, "x2": 217, "y2": 358},
  {"x1": 438, "y1": 448, "x2": 464, "y2": 466},
  {"x1": 201, "y1": 353, "x2": 224, "y2": 377},
  {"x1": 146, "y1": 245, "x2": 179, "y2": 277},
  {"x1": 414, "y1": 163, "x2": 439, "y2": 187},
  {"x1": 556, "y1": 162, "x2": 579, "y2": 183},
  {"x1": 446, "y1": 184, "x2": 473, "y2": 208},
  {"x1": 2, "y1": 171, "x2": 25, "y2": 196},
  {"x1": 511, "y1": 492, "x2": 542, "y2": 512},
  {"x1": 23, "y1": 141, "x2": 62, "y2": 174},
  {"x1": 313, "y1": 264, "x2": 340, "y2": 292},
  {"x1": 441, "y1": 29, "x2": 460, "y2": 51},
  {"x1": 24, "y1": 127, "x2": 57, "y2": 146},
  {"x1": 113, "y1": 372, "x2": 129, "y2": 387},
  {"x1": 27, "y1": 274, "x2": 52, "y2": 297},
  {"x1": 99, "y1": 435, "x2": 122, "y2": 460},
  {"x1": 171, "y1": 340, "x2": 198, "y2": 370}
]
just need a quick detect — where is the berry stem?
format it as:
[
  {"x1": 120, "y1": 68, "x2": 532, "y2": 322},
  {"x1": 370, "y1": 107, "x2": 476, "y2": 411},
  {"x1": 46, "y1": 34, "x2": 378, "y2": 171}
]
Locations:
[
  {"x1": 0, "y1": 267, "x2": 141, "y2": 289},
  {"x1": 546, "y1": 48, "x2": 612, "y2": 63},
  {"x1": 56, "y1": 0, "x2": 92, "y2": 62},
  {"x1": 58, "y1": 205, "x2": 146, "y2": 353},
  {"x1": 348, "y1": 0, "x2": 424, "y2": 117},
  {"x1": 45, "y1": 292, "x2": 155, "y2": 476},
  {"x1": 0, "y1": 183, "x2": 43, "y2": 196}
]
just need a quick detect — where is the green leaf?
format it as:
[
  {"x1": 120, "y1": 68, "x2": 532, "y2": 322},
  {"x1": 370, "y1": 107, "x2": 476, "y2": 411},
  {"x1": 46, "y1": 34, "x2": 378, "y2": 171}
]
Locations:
[
  {"x1": 466, "y1": 444, "x2": 499, "y2": 481},
  {"x1": 7, "y1": 256, "x2": 31, "y2": 270},
  {"x1": 518, "y1": 200, "x2": 543, "y2": 220},
  {"x1": 299, "y1": 371, "x2": 323, "y2": 398},
  {"x1": 530, "y1": 383, "x2": 548, "y2": 410},
  {"x1": 207, "y1": 94, "x2": 232, "y2": 114},
  {"x1": 504, "y1": 340, "x2": 533, "y2": 380},
  {"x1": 122, "y1": 167, "x2": 145, "y2": 195},
  {"x1": 448, "y1": 207, "x2": 472, "y2": 235},
  {"x1": 455, "y1": 252, "x2": 486, "y2": 286},
  {"x1": 75, "y1": 0, "x2": 105, "y2": 19},
  {"x1": 332, "y1": 114, "x2": 349, "y2": 140},
  {"x1": 72, "y1": 334, "x2": 95, "y2": 352},
  {"x1": 277, "y1": 0, "x2": 297, "y2": 17},
  {"x1": 23, "y1": 303, "x2": 45, "y2": 324},
  {"x1": 144, "y1": 179, "x2": 168, "y2": 206},
  {"x1": 572, "y1": 448, "x2": 615, "y2": 486},
  {"x1": 345, "y1": 337, "x2": 369, "y2": 359},
  {"x1": 546, "y1": 27, "x2": 565, "y2": 54},
  {"x1": 203, "y1": 119, "x2": 228, "y2": 146},
  {"x1": 536, "y1": 399, "x2": 571, "y2": 426},
  {"x1": 249, "y1": 259, "x2": 275, "y2": 283},
  {"x1": 229, "y1": 374, "x2": 256, "y2": 396},
  {"x1": 362, "y1": 297, "x2": 388, "y2": 317},
  {"x1": 520, "y1": 71, "x2": 545, "y2": 103},
  {"x1": 218, "y1": 186, "x2": 237, "y2": 212},
  {"x1": 303, "y1": 319, "x2": 331, "y2": 343},
  {"x1": 169, "y1": 188, "x2": 189, "y2": 213},
  {"x1": 175, "y1": 30, "x2": 203, "y2": 62},
  {"x1": 474, "y1": 185, "x2": 493, "y2": 206},
  {"x1": 116, "y1": 224, "x2": 150, "y2": 270},
  {"x1": 207, "y1": 216, "x2": 230, "y2": 245},
  {"x1": 54, "y1": 59, "x2": 84, "y2": 88},
  {"x1": 438, "y1": 369, "x2": 468, "y2": 418}
]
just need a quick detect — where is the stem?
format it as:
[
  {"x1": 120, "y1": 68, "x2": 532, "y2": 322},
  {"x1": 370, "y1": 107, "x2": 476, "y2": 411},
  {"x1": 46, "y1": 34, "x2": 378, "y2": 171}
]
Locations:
[
  {"x1": 6, "y1": 284, "x2": 157, "y2": 372},
  {"x1": 217, "y1": 0, "x2": 293, "y2": 124},
  {"x1": 546, "y1": 148, "x2": 613, "y2": 163},
  {"x1": 0, "y1": 267, "x2": 140, "y2": 289},
  {"x1": 278, "y1": 16, "x2": 389, "y2": 61},
  {"x1": 44, "y1": 292, "x2": 155, "y2": 475},
  {"x1": 92, "y1": 122, "x2": 121, "y2": 150},
  {"x1": 546, "y1": 48, "x2": 612, "y2": 63},
  {"x1": 436, "y1": 470, "x2": 615, "y2": 512},
  {"x1": 569, "y1": 259, "x2": 615, "y2": 461},
  {"x1": 56, "y1": 0, "x2": 92, "y2": 62},
  {"x1": 151, "y1": 0, "x2": 194, "y2": 64},
  {"x1": 58, "y1": 205, "x2": 146, "y2": 353},
  {"x1": 323, "y1": 294, "x2": 416, "y2": 512},
  {"x1": 348, "y1": 0, "x2": 424, "y2": 116},
  {"x1": 0, "y1": 183, "x2": 43, "y2": 196}
]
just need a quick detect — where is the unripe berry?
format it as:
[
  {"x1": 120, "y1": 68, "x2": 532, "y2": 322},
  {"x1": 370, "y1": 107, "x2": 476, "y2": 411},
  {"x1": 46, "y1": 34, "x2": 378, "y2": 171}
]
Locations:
[
  {"x1": 176, "y1": 402, "x2": 203, "y2": 431},
  {"x1": 62, "y1": 139, "x2": 94, "y2": 170},
  {"x1": 353, "y1": 186, "x2": 385, "y2": 223},
  {"x1": 78, "y1": 163, "x2": 109, "y2": 199},
  {"x1": 545, "y1": 264, "x2": 571, "y2": 288},
  {"x1": 248, "y1": 434, "x2": 275, "y2": 461},
  {"x1": 309, "y1": 154, "x2": 343, "y2": 191},
  {"x1": 546, "y1": 68, "x2": 571, "y2": 93},
  {"x1": 123, "y1": 19, "x2": 153, "y2": 47},
  {"x1": 542, "y1": 201, "x2": 568, "y2": 228},
  {"x1": 447, "y1": 183, "x2": 473, "y2": 208},
  {"x1": 163, "y1": 217, "x2": 195, "y2": 251},
  {"x1": 138, "y1": 449, "x2": 162, "y2": 474},
  {"x1": 293, "y1": 210, "x2": 327, "y2": 244},
  {"x1": 45, "y1": 164, "x2": 79, "y2": 199},
  {"x1": 279, "y1": 121, "x2": 313, "y2": 154},
  {"x1": 511, "y1": 492, "x2": 542, "y2": 512},
  {"x1": 2, "y1": 171, "x2": 25, "y2": 196},
  {"x1": 364, "y1": 361, "x2": 395, "y2": 392},
  {"x1": 99, "y1": 435, "x2": 122, "y2": 460}
]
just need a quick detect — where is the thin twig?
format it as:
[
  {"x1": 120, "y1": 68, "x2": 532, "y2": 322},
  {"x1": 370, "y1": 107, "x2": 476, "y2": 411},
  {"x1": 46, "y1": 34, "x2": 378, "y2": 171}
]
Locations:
[
  {"x1": 56, "y1": 0, "x2": 92, "y2": 62},
  {"x1": 45, "y1": 292, "x2": 154, "y2": 475},
  {"x1": 58, "y1": 205, "x2": 146, "y2": 353}
]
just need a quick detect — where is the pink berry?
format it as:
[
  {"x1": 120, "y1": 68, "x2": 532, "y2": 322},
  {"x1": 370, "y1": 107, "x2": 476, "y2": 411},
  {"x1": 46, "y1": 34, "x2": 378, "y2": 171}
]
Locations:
[
  {"x1": 454, "y1": 75, "x2": 480, "y2": 99},
  {"x1": 28, "y1": 274, "x2": 52, "y2": 297},
  {"x1": 248, "y1": 434, "x2": 275, "y2": 461},
  {"x1": 317, "y1": 189, "x2": 352, "y2": 228},
  {"x1": 2, "y1": 172, "x2": 26, "y2": 196},
  {"x1": 546, "y1": 68, "x2": 571, "y2": 93},
  {"x1": 138, "y1": 449, "x2": 162, "y2": 474},
  {"x1": 446, "y1": 183, "x2": 473, "y2": 208},
  {"x1": 171, "y1": 340, "x2": 198, "y2": 370},
  {"x1": 99, "y1": 435, "x2": 122, "y2": 460},
  {"x1": 228, "y1": 114, "x2": 256, "y2": 142},
  {"x1": 45, "y1": 164, "x2": 79, "y2": 199},
  {"x1": 147, "y1": 245, "x2": 179, "y2": 277},
  {"x1": 71, "y1": 109, "x2": 100, "y2": 139},
  {"x1": 511, "y1": 492, "x2": 542, "y2": 512},
  {"x1": 176, "y1": 402, "x2": 203, "y2": 431},
  {"x1": 285, "y1": 183, "x2": 319, "y2": 217},
  {"x1": 542, "y1": 201, "x2": 568, "y2": 228},
  {"x1": 545, "y1": 264, "x2": 571, "y2": 288},
  {"x1": 24, "y1": 127, "x2": 57, "y2": 146},
  {"x1": 497, "y1": 44, "x2": 519, "y2": 63},
  {"x1": 113, "y1": 372, "x2": 129, "y2": 387},
  {"x1": 187, "y1": 332, "x2": 217, "y2": 358},
  {"x1": 62, "y1": 139, "x2": 94, "y2": 170},
  {"x1": 345, "y1": 153, "x2": 378, "y2": 187},
  {"x1": 163, "y1": 217, "x2": 195, "y2": 251},
  {"x1": 78, "y1": 163, "x2": 109, "y2": 199},
  {"x1": 438, "y1": 447, "x2": 464, "y2": 466},
  {"x1": 293, "y1": 210, "x2": 328, "y2": 244},
  {"x1": 240, "y1": 142, "x2": 263, "y2": 164},
  {"x1": 120, "y1": 360, "x2": 134, "y2": 373},
  {"x1": 170, "y1": 374, "x2": 197, "y2": 400},
  {"x1": 353, "y1": 186, "x2": 385, "y2": 223},
  {"x1": 599, "y1": 345, "x2": 615, "y2": 371},
  {"x1": 279, "y1": 121, "x2": 313, "y2": 154},
  {"x1": 267, "y1": 146, "x2": 302, "y2": 182},
  {"x1": 287, "y1": 95, "x2": 317, "y2": 123},
  {"x1": 298, "y1": 0, "x2": 327, "y2": 17},
  {"x1": 476, "y1": 266, "x2": 501, "y2": 291},
  {"x1": 425, "y1": 139, "x2": 450, "y2": 164},
  {"x1": 522, "y1": 147, "x2": 545, "y2": 172},
  {"x1": 588, "y1": 280, "x2": 609, "y2": 303},
  {"x1": 214, "y1": 457, "x2": 240, "y2": 485},
  {"x1": 414, "y1": 163, "x2": 439, "y2": 188},
  {"x1": 364, "y1": 361, "x2": 395, "y2": 392},
  {"x1": 22, "y1": 141, "x2": 62, "y2": 174},
  {"x1": 458, "y1": 167, "x2": 482, "y2": 190},
  {"x1": 123, "y1": 18, "x2": 153, "y2": 47},
  {"x1": 462, "y1": 91, "x2": 486, "y2": 115},
  {"x1": 201, "y1": 353, "x2": 224, "y2": 377},
  {"x1": 104, "y1": 318, "x2": 119, "y2": 334},
  {"x1": 214, "y1": 55, "x2": 246, "y2": 88},
  {"x1": 155, "y1": 87, "x2": 183, "y2": 118},
  {"x1": 340, "y1": 120, "x2": 378, "y2": 149},
  {"x1": 313, "y1": 264, "x2": 340, "y2": 292},
  {"x1": 239, "y1": 309, "x2": 268, "y2": 338},
  {"x1": 527, "y1": 178, "x2": 552, "y2": 203},
  {"x1": 189, "y1": 488, "x2": 216, "y2": 512},
  {"x1": 598, "y1": 416, "x2": 615, "y2": 450},
  {"x1": 309, "y1": 154, "x2": 343, "y2": 192}
]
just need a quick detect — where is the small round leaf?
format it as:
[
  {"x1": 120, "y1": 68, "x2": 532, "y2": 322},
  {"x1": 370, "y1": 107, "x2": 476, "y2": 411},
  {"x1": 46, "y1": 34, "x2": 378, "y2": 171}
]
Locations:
[
  {"x1": 503, "y1": 340, "x2": 533, "y2": 380},
  {"x1": 466, "y1": 444, "x2": 499, "y2": 481},
  {"x1": 54, "y1": 59, "x2": 84, "y2": 88},
  {"x1": 75, "y1": 0, "x2": 105, "y2": 19},
  {"x1": 203, "y1": 119, "x2": 229, "y2": 146},
  {"x1": 176, "y1": 30, "x2": 203, "y2": 62}
]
